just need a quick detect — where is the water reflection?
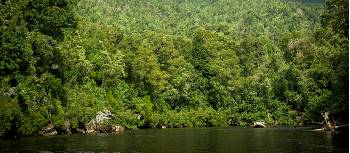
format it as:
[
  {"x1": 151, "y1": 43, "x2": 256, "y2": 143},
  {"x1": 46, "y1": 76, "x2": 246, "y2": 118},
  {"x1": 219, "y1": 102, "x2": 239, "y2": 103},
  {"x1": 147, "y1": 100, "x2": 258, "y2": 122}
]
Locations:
[{"x1": 0, "y1": 127, "x2": 348, "y2": 153}]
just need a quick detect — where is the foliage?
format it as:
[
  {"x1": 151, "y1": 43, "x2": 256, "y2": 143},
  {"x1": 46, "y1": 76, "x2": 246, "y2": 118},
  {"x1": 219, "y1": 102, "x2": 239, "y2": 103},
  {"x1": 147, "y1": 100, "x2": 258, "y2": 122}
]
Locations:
[
  {"x1": 0, "y1": 0, "x2": 348, "y2": 137},
  {"x1": 0, "y1": 0, "x2": 77, "y2": 136}
]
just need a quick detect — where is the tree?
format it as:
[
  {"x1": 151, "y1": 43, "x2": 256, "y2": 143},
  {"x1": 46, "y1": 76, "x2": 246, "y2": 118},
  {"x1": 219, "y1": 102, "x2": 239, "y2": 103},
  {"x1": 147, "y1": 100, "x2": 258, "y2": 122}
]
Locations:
[
  {"x1": 320, "y1": 0, "x2": 349, "y2": 37},
  {"x1": 305, "y1": 0, "x2": 349, "y2": 124},
  {"x1": 0, "y1": 0, "x2": 77, "y2": 136}
]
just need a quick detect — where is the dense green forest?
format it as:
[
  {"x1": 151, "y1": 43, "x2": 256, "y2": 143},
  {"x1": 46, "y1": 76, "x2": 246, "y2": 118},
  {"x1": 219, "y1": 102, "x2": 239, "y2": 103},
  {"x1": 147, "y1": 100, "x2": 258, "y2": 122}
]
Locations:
[{"x1": 0, "y1": 0, "x2": 348, "y2": 136}]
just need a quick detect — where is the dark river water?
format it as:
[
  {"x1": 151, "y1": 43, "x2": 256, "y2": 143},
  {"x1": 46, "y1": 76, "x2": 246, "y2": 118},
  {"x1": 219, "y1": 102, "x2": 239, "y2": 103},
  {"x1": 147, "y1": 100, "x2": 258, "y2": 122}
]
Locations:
[{"x1": 0, "y1": 127, "x2": 348, "y2": 153}]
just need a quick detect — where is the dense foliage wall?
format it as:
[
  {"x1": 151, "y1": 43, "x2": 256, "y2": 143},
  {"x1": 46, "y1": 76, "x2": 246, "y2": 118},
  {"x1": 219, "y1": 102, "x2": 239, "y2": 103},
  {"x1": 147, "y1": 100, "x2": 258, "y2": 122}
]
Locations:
[{"x1": 0, "y1": 0, "x2": 348, "y2": 136}]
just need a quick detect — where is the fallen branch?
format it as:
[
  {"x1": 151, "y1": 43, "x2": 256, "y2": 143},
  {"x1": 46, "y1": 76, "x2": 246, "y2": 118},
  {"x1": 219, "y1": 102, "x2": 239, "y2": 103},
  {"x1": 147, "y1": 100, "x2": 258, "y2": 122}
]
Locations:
[
  {"x1": 335, "y1": 124, "x2": 349, "y2": 129},
  {"x1": 310, "y1": 128, "x2": 324, "y2": 131}
]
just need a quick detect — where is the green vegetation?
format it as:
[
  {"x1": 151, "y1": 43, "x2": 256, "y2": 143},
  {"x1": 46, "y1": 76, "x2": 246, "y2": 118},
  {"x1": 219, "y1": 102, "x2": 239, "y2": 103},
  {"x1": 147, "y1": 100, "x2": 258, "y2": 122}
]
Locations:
[{"x1": 0, "y1": 0, "x2": 348, "y2": 137}]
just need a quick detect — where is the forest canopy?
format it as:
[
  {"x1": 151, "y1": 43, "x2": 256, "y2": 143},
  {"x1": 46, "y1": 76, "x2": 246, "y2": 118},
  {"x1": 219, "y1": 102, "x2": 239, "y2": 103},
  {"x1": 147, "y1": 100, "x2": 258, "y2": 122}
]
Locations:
[{"x1": 0, "y1": 0, "x2": 348, "y2": 136}]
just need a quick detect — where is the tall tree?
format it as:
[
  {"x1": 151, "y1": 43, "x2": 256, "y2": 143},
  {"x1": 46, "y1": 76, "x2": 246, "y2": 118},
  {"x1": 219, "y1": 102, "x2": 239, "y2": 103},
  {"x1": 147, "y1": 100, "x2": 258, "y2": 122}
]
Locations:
[{"x1": 0, "y1": 0, "x2": 77, "y2": 136}]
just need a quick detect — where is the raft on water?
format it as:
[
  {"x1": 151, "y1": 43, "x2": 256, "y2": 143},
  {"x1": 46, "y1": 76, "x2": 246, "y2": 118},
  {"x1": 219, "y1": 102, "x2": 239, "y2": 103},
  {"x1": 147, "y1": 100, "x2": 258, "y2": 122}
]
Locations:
[{"x1": 253, "y1": 121, "x2": 265, "y2": 128}]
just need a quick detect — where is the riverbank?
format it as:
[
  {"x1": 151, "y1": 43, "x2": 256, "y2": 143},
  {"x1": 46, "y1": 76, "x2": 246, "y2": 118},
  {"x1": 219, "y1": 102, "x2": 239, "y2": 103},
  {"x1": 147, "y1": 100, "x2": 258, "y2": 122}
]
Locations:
[{"x1": 1, "y1": 107, "x2": 312, "y2": 138}]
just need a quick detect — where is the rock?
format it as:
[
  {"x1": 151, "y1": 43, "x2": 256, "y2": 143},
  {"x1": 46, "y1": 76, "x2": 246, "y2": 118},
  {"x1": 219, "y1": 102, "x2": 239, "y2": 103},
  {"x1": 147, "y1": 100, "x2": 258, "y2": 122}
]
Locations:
[
  {"x1": 85, "y1": 110, "x2": 123, "y2": 133},
  {"x1": 95, "y1": 110, "x2": 115, "y2": 124},
  {"x1": 96, "y1": 124, "x2": 112, "y2": 133},
  {"x1": 95, "y1": 124, "x2": 124, "y2": 133},
  {"x1": 112, "y1": 125, "x2": 124, "y2": 132},
  {"x1": 253, "y1": 121, "x2": 265, "y2": 128},
  {"x1": 75, "y1": 128, "x2": 86, "y2": 134},
  {"x1": 64, "y1": 119, "x2": 72, "y2": 134},
  {"x1": 39, "y1": 124, "x2": 57, "y2": 136},
  {"x1": 86, "y1": 129, "x2": 96, "y2": 133},
  {"x1": 161, "y1": 126, "x2": 166, "y2": 129},
  {"x1": 85, "y1": 120, "x2": 97, "y2": 133}
]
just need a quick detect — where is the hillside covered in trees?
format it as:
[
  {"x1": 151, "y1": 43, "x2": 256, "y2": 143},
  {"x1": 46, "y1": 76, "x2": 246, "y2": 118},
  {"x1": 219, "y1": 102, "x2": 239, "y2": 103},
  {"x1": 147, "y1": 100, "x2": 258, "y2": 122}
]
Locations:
[{"x1": 0, "y1": 0, "x2": 348, "y2": 137}]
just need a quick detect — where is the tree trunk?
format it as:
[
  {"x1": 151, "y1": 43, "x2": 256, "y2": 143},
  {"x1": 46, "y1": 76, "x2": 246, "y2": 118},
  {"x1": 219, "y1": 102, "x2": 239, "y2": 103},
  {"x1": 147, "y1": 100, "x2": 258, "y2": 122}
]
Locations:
[{"x1": 321, "y1": 112, "x2": 336, "y2": 131}]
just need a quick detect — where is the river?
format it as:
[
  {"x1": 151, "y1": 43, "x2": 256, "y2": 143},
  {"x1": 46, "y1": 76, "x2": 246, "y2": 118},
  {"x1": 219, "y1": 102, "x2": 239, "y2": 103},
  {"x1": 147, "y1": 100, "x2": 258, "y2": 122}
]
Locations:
[{"x1": 0, "y1": 127, "x2": 348, "y2": 153}]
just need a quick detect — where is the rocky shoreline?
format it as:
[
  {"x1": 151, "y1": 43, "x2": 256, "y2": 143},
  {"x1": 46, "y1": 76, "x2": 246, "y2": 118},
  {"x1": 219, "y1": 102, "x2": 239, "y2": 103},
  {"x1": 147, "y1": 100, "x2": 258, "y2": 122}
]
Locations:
[{"x1": 38, "y1": 110, "x2": 124, "y2": 136}]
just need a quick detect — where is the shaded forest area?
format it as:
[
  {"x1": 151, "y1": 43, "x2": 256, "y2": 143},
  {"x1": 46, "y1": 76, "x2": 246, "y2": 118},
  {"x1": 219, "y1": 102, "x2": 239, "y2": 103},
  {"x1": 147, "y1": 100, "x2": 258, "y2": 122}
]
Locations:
[{"x1": 0, "y1": 0, "x2": 348, "y2": 136}]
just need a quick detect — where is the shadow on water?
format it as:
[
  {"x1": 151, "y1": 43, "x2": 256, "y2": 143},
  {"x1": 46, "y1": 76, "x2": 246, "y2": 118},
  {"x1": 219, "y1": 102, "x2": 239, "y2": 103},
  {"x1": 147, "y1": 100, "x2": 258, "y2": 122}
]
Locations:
[{"x1": 0, "y1": 127, "x2": 348, "y2": 153}]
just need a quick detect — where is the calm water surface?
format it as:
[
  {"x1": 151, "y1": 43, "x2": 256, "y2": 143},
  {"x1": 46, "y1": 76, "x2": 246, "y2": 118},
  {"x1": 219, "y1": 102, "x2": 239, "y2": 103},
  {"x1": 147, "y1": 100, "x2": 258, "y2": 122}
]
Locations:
[{"x1": 0, "y1": 127, "x2": 348, "y2": 153}]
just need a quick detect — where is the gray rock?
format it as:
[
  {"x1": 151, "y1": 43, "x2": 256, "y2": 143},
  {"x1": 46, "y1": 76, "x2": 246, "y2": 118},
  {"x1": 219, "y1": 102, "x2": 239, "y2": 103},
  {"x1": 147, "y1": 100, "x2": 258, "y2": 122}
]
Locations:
[
  {"x1": 85, "y1": 120, "x2": 97, "y2": 133},
  {"x1": 75, "y1": 128, "x2": 86, "y2": 133},
  {"x1": 253, "y1": 121, "x2": 265, "y2": 128},
  {"x1": 85, "y1": 110, "x2": 123, "y2": 133},
  {"x1": 39, "y1": 124, "x2": 57, "y2": 136},
  {"x1": 112, "y1": 125, "x2": 124, "y2": 132},
  {"x1": 95, "y1": 110, "x2": 115, "y2": 124}
]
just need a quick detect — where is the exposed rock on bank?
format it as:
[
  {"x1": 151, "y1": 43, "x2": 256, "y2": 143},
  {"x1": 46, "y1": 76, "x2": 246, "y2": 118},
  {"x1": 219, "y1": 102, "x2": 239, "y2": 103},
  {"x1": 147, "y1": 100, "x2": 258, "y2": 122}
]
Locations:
[
  {"x1": 75, "y1": 128, "x2": 86, "y2": 134},
  {"x1": 38, "y1": 110, "x2": 124, "y2": 136},
  {"x1": 38, "y1": 123, "x2": 57, "y2": 136},
  {"x1": 85, "y1": 110, "x2": 124, "y2": 133}
]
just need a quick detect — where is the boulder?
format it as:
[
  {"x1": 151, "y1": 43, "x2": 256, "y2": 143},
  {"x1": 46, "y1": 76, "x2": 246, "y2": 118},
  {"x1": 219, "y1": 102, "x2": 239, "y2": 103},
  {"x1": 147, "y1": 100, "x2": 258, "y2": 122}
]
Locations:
[
  {"x1": 161, "y1": 126, "x2": 166, "y2": 129},
  {"x1": 95, "y1": 110, "x2": 115, "y2": 123},
  {"x1": 112, "y1": 125, "x2": 124, "y2": 132},
  {"x1": 253, "y1": 121, "x2": 265, "y2": 128},
  {"x1": 96, "y1": 123, "x2": 112, "y2": 133},
  {"x1": 85, "y1": 110, "x2": 123, "y2": 133},
  {"x1": 39, "y1": 124, "x2": 57, "y2": 136},
  {"x1": 85, "y1": 120, "x2": 97, "y2": 133},
  {"x1": 86, "y1": 123, "x2": 124, "y2": 133},
  {"x1": 75, "y1": 128, "x2": 86, "y2": 134}
]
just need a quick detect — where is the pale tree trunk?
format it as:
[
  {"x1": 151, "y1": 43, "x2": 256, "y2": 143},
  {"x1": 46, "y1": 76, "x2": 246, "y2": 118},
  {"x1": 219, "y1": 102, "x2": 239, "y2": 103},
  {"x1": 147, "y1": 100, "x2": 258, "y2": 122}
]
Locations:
[
  {"x1": 312, "y1": 112, "x2": 348, "y2": 131},
  {"x1": 321, "y1": 112, "x2": 336, "y2": 131}
]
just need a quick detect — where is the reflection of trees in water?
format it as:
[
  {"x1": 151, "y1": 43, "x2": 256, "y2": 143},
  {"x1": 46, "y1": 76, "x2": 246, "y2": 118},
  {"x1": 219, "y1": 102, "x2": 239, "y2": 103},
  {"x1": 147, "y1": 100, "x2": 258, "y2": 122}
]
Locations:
[{"x1": 0, "y1": 128, "x2": 348, "y2": 152}]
